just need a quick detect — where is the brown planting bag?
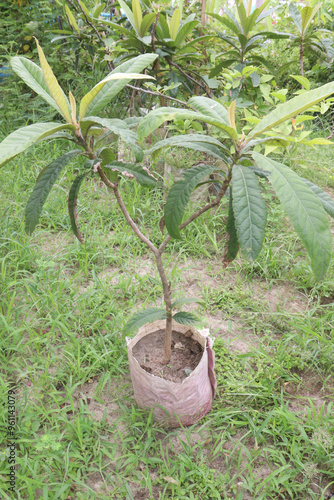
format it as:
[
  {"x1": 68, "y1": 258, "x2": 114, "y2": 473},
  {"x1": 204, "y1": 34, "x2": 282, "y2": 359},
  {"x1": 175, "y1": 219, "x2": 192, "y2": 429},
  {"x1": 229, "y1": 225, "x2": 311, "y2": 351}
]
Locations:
[{"x1": 126, "y1": 320, "x2": 217, "y2": 428}]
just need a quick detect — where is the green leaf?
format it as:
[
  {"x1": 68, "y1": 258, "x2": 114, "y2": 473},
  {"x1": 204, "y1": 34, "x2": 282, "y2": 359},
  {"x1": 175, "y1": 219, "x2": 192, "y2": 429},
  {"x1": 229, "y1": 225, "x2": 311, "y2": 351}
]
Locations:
[
  {"x1": 132, "y1": 0, "x2": 142, "y2": 35},
  {"x1": 82, "y1": 116, "x2": 143, "y2": 161},
  {"x1": 301, "y1": 4, "x2": 321, "y2": 34},
  {"x1": 301, "y1": 178, "x2": 334, "y2": 219},
  {"x1": 140, "y1": 13, "x2": 156, "y2": 37},
  {"x1": 232, "y1": 164, "x2": 267, "y2": 261},
  {"x1": 289, "y1": 3, "x2": 302, "y2": 33},
  {"x1": 170, "y1": 8, "x2": 181, "y2": 40},
  {"x1": 0, "y1": 123, "x2": 75, "y2": 168},
  {"x1": 124, "y1": 308, "x2": 167, "y2": 333},
  {"x1": 226, "y1": 189, "x2": 239, "y2": 261},
  {"x1": 173, "y1": 311, "x2": 199, "y2": 325},
  {"x1": 103, "y1": 162, "x2": 157, "y2": 187},
  {"x1": 208, "y1": 13, "x2": 240, "y2": 36},
  {"x1": 189, "y1": 96, "x2": 230, "y2": 124},
  {"x1": 35, "y1": 38, "x2": 72, "y2": 123},
  {"x1": 252, "y1": 152, "x2": 332, "y2": 280},
  {"x1": 164, "y1": 164, "x2": 218, "y2": 239},
  {"x1": 138, "y1": 107, "x2": 238, "y2": 142},
  {"x1": 175, "y1": 20, "x2": 198, "y2": 45},
  {"x1": 68, "y1": 172, "x2": 87, "y2": 243},
  {"x1": 86, "y1": 54, "x2": 158, "y2": 116},
  {"x1": 25, "y1": 150, "x2": 79, "y2": 235},
  {"x1": 10, "y1": 57, "x2": 60, "y2": 114},
  {"x1": 171, "y1": 297, "x2": 203, "y2": 308},
  {"x1": 79, "y1": 72, "x2": 153, "y2": 121},
  {"x1": 148, "y1": 134, "x2": 230, "y2": 161},
  {"x1": 65, "y1": 4, "x2": 80, "y2": 35},
  {"x1": 118, "y1": 0, "x2": 137, "y2": 33},
  {"x1": 247, "y1": 81, "x2": 334, "y2": 140},
  {"x1": 290, "y1": 74, "x2": 311, "y2": 90}
]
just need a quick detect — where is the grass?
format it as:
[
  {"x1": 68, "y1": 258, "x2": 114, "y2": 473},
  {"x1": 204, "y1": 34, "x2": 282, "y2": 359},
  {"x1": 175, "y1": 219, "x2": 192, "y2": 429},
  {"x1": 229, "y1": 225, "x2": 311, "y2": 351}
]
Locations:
[{"x1": 1, "y1": 127, "x2": 334, "y2": 500}]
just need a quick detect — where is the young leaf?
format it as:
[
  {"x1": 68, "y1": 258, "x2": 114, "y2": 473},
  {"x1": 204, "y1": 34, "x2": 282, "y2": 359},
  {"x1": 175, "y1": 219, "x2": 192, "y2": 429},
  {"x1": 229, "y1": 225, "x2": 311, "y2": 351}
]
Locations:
[
  {"x1": 69, "y1": 91, "x2": 77, "y2": 126},
  {"x1": 228, "y1": 100, "x2": 236, "y2": 130},
  {"x1": 232, "y1": 164, "x2": 267, "y2": 261},
  {"x1": 10, "y1": 57, "x2": 60, "y2": 113},
  {"x1": 86, "y1": 54, "x2": 158, "y2": 116},
  {"x1": 173, "y1": 311, "x2": 199, "y2": 325},
  {"x1": 103, "y1": 162, "x2": 158, "y2": 187},
  {"x1": 0, "y1": 123, "x2": 75, "y2": 168},
  {"x1": 132, "y1": 0, "x2": 142, "y2": 35},
  {"x1": 290, "y1": 74, "x2": 311, "y2": 90},
  {"x1": 175, "y1": 20, "x2": 198, "y2": 45},
  {"x1": 164, "y1": 164, "x2": 218, "y2": 239},
  {"x1": 289, "y1": 3, "x2": 302, "y2": 33},
  {"x1": 124, "y1": 308, "x2": 167, "y2": 333},
  {"x1": 68, "y1": 172, "x2": 87, "y2": 243},
  {"x1": 301, "y1": 4, "x2": 321, "y2": 34},
  {"x1": 25, "y1": 150, "x2": 80, "y2": 235},
  {"x1": 170, "y1": 8, "x2": 181, "y2": 40},
  {"x1": 34, "y1": 38, "x2": 72, "y2": 123},
  {"x1": 247, "y1": 81, "x2": 334, "y2": 140},
  {"x1": 225, "y1": 189, "x2": 239, "y2": 262},
  {"x1": 252, "y1": 152, "x2": 332, "y2": 280},
  {"x1": 140, "y1": 13, "x2": 156, "y2": 37},
  {"x1": 79, "y1": 73, "x2": 153, "y2": 121}
]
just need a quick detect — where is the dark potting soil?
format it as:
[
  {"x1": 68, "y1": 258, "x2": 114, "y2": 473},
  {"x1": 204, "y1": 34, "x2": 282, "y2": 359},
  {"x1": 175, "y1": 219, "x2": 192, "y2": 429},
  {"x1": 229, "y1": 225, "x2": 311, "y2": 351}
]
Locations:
[{"x1": 132, "y1": 329, "x2": 203, "y2": 383}]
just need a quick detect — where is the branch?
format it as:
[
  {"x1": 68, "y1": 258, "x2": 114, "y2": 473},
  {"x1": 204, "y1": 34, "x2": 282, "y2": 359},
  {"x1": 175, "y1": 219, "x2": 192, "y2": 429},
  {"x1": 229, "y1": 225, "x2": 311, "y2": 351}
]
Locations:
[
  {"x1": 158, "y1": 168, "x2": 232, "y2": 254},
  {"x1": 125, "y1": 84, "x2": 196, "y2": 108},
  {"x1": 112, "y1": 185, "x2": 158, "y2": 254},
  {"x1": 168, "y1": 60, "x2": 213, "y2": 98}
]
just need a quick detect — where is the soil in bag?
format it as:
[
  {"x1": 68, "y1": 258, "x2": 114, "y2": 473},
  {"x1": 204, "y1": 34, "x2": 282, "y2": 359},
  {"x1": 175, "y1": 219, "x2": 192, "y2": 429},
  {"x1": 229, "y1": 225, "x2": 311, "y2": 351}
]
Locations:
[{"x1": 132, "y1": 329, "x2": 203, "y2": 383}]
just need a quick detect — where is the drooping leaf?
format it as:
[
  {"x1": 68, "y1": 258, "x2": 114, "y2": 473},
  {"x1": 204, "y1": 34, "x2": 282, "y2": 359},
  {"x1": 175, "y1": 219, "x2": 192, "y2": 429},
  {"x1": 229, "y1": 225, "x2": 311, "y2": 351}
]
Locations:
[
  {"x1": 172, "y1": 311, "x2": 199, "y2": 325},
  {"x1": 68, "y1": 172, "x2": 87, "y2": 243},
  {"x1": 0, "y1": 123, "x2": 75, "y2": 168},
  {"x1": 225, "y1": 188, "x2": 239, "y2": 262},
  {"x1": 123, "y1": 308, "x2": 167, "y2": 333},
  {"x1": 171, "y1": 297, "x2": 203, "y2": 308},
  {"x1": 138, "y1": 107, "x2": 238, "y2": 142},
  {"x1": 232, "y1": 164, "x2": 267, "y2": 261},
  {"x1": 34, "y1": 38, "x2": 72, "y2": 123},
  {"x1": 25, "y1": 150, "x2": 79, "y2": 235},
  {"x1": 164, "y1": 164, "x2": 218, "y2": 239},
  {"x1": 82, "y1": 116, "x2": 144, "y2": 161},
  {"x1": 301, "y1": 178, "x2": 334, "y2": 219},
  {"x1": 247, "y1": 81, "x2": 334, "y2": 140},
  {"x1": 189, "y1": 96, "x2": 230, "y2": 124},
  {"x1": 86, "y1": 54, "x2": 158, "y2": 116},
  {"x1": 103, "y1": 162, "x2": 158, "y2": 187},
  {"x1": 10, "y1": 57, "x2": 60, "y2": 114},
  {"x1": 148, "y1": 134, "x2": 230, "y2": 161},
  {"x1": 252, "y1": 152, "x2": 332, "y2": 280}
]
